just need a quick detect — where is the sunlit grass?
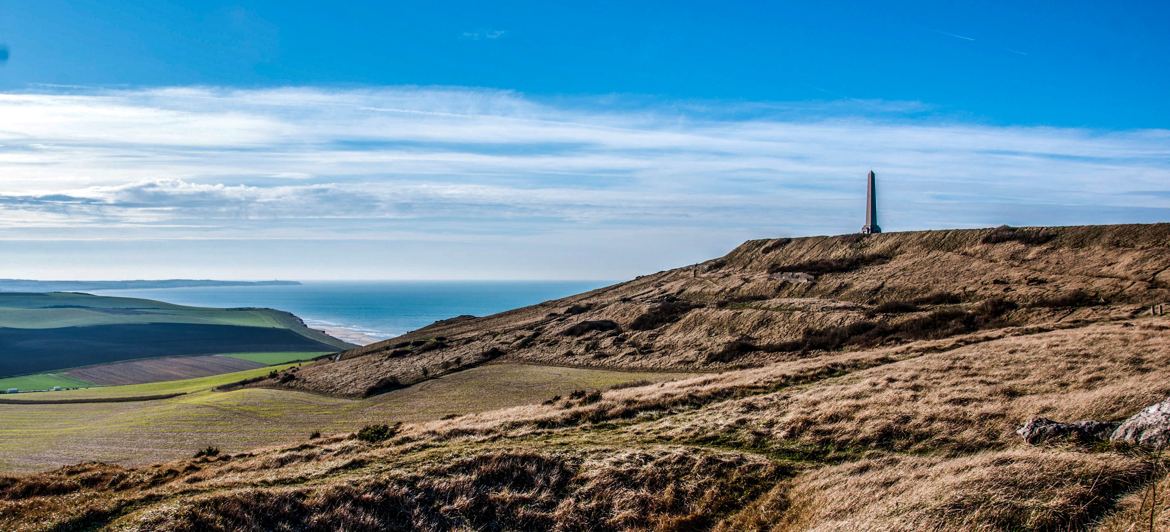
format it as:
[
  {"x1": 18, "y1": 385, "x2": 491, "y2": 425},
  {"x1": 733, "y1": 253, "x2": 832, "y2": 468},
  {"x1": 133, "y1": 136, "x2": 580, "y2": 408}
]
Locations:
[{"x1": 222, "y1": 351, "x2": 332, "y2": 365}]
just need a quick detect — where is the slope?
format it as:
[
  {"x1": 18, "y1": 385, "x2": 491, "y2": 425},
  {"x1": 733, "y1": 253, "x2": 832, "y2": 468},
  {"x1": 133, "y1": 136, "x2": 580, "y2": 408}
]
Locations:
[{"x1": 270, "y1": 223, "x2": 1170, "y2": 397}]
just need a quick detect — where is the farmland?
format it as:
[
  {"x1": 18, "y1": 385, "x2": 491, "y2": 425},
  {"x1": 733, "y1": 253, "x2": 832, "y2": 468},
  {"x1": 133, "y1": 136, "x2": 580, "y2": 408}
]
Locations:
[
  {"x1": 0, "y1": 292, "x2": 352, "y2": 382},
  {"x1": 0, "y1": 362, "x2": 690, "y2": 472},
  {"x1": 0, "y1": 373, "x2": 93, "y2": 392}
]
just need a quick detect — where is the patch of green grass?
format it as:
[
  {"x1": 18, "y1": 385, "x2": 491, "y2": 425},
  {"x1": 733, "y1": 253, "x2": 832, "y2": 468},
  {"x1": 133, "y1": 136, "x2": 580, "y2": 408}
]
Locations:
[
  {"x1": 0, "y1": 363, "x2": 691, "y2": 473},
  {"x1": 0, "y1": 373, "x2": 93, "y2": 392},
  {"x1": 222, "y1": 352, "x2": 333, "y2": 365},
  {"x1": 15, "y1": 363, "x2": 300, "y2": 400}
]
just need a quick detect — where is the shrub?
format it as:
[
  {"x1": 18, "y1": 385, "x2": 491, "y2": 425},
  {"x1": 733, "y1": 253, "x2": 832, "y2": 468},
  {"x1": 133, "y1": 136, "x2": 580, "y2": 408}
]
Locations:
[
  {"x1": 363, "y1": 376, "x2": 403, "y2": 398},
  {"x1": 759, "y1": 238, "x2": 793, "y2": 254},
  {"x1": 630, "y1": 298, "x2": 702, "y2": 330},
  {"x1": 309, "y1": 431, "x2": 321, "y2": 440},
  {"x1": 579, "y1": 391, "x2": 603, "y2": 405},
  {"x1": 542, "y1": 395, "x2": 562, "y2": 405},
  {"x1": 413, "y1": 338, "x2": 448, "y2": 354},
  {"x1": 193, "y1": 446, "x2": 220, "y2": 458},
  {"x1": 355, "y1": 423, "x2": 401, "y2": 443},
  {"x1": 562, "y1": 320, "x2": 620, "y2": 336},
  {"x1": 564, "y1": 304, "x2": 591, "y2": 315},
  {"x1": 706, "y1": 338, "x2": 760, "y2": 363}
]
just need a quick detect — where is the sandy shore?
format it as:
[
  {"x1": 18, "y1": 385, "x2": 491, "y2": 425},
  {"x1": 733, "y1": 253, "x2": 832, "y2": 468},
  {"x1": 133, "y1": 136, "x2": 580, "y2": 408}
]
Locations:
[{"x1": 316, "y1": 326, "x2": 385, "y2": 346}]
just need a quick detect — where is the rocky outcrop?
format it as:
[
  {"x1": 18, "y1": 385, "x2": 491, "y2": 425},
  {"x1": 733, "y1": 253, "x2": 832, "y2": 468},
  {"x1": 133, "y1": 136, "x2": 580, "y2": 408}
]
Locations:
[
  {"x1": 1111, "y1": 396, "x2": 1170, "y2": 449},
  {"x1": 1016, "y1": 417, "x2": 1120, "y2": 445},
  {"x1": 1019, "y1": 395, "x2": 1170, "y2": 449}
]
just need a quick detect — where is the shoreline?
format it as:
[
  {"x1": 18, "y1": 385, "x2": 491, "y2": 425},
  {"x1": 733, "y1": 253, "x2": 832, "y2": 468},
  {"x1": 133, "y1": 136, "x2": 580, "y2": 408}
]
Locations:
[{"x1": 311, "y1": 324, "x2": 389, "y2": 346}]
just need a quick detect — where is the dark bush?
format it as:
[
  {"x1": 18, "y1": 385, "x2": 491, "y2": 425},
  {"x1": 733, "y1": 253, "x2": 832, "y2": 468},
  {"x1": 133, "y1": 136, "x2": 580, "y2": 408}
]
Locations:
[
  {"x1": 541, "y1": 395, "x2": 561, "y2": 406},
  {"x1": 759, "y1": 238, "x2": 793, "y2": 254},
  {"x1": 579, "y1": 391, "x2": 603, "y2": 405},
  {"x1": 309, "y1": 431, "x2": 321, "y2": 440},
  {"x1": 413, "y1": 338, "x2": 448, "y2": 354},
  {"x1": 768, "y1": 254, "x2": 891, "y2": 275},
  {"x1": 193, "y1": 446, "x2": 220, "y2": 458},
  {"x1": 981, "y1": 225, "x2": 1055, "y2": 245},
  {"x1": 705, "y1": 338, "x2": 760, "y2": 363},
  {"x1": 630, "y1": 298, "x2": 701, "y2": 330},
  {"x1": 363, "y1": 376, "x2": 403, "y2": 398},
  {"x1": 278, "y1": 372, "x2": 296, "y2": 383},
  {"x1": 562, "y1": 320, "x2": 620, "y2": 336},
  {"x1": 564, "y1": 304, "x2": 591, "y2": 315},
  {"x1": 355, "y1": 423, "x2": 401, "y2": 443}
]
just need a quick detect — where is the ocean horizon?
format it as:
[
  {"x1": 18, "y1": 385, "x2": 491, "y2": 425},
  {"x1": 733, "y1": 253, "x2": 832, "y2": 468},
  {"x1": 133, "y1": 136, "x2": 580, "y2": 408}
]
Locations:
[{"x1": 92, "y1": 280, "x2": 613, "y2": 345}]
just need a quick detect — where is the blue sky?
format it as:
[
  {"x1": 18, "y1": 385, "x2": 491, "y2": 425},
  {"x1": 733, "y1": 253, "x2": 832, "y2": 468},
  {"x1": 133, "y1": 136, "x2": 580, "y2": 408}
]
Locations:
[{"x1": 0, "y1": 1, "x2": 1167, "y2": 279}]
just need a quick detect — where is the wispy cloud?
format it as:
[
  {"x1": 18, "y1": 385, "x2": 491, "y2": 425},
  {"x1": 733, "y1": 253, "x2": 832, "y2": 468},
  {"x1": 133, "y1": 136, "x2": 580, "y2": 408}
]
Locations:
[
  {"x1": 930, "y1": 29, "x2": 976, "y2": 42},
  {"x1": 0, "y1": 86, "x2": 1165, "y2": 278},
  {"x1": 460, "y1": 29, "x2": 507, "y2": 41}
]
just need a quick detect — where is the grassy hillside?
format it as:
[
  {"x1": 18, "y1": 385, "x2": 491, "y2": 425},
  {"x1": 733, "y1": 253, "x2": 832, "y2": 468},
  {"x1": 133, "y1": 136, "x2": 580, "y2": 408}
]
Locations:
[
  {"x1": 0, "y1": 363, "x2": 688, "y2": 472},
  {"x1": 2, "y1": 224, "x2": 1169, "y2": 530},
  {"x1": 0, "y1": 293, "x2": 353, "y2": 381},
  {"x1": 0, "y1": 373, "x2": 93, "y2": 391},
  {"x1": 269, "y1": 223, "x2": 1170, "y2": 398}
]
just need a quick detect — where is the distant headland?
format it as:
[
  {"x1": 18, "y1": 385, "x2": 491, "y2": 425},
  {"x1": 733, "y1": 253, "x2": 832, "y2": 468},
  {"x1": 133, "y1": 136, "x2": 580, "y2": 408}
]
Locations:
[{"x1": 0, "y1": 279, "x2": 300, "y2": 292}]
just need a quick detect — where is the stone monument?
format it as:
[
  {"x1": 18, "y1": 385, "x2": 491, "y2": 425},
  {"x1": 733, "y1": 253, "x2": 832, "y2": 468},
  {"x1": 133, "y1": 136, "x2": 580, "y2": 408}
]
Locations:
[{"x1": 861, "y1": 170, "x2": 881, "y2": 234}]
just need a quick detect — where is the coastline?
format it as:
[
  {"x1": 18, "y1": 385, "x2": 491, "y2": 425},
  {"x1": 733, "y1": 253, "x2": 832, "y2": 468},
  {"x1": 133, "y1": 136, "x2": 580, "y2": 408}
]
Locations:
[{"x1": 310, "y1": 323, "x2": 388, "y2": 346}]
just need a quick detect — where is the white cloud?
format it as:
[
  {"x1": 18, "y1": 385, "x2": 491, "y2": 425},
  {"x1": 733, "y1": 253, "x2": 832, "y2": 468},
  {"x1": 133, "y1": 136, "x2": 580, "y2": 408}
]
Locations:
[{"x1": 0, "y1": 86, "x2": 1166, "y2": 278}]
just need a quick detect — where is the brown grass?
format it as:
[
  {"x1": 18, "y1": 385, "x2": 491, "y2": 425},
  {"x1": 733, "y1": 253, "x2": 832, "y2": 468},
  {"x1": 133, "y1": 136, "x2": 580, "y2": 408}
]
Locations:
[{"x1": 4, "y1": 224, "x2": 1170, "y2": 530}]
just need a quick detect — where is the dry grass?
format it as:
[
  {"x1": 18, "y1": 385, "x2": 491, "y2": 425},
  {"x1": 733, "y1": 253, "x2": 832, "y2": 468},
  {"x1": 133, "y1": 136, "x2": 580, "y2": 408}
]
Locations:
[
  {"x1": 282, "y1": 223, "x2": 1170, "y2": 397},
  {"x1": 4, "y1": 224, "x2": 1170, "y2": 530},
  {"x1": 638, "y1": 321, "x2": 1170, "y2": 457},
  {"x1": 750, "y1": 449, "x2": 1149, "y2": 531},
  {"x1": 3, "y1": 320, "x2": 1169, "y2": 530}
]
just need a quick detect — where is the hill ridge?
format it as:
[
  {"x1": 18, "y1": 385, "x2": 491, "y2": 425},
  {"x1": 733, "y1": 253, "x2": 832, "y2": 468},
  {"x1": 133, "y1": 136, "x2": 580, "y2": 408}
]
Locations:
[{"x1": 261, "y1": 223, "x2": 1170, "y2": 397}]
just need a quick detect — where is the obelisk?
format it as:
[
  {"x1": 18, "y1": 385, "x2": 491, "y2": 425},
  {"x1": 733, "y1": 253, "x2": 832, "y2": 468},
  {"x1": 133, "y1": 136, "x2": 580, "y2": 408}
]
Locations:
[{"x1": 861, "y1": 170, "x2": 881, "y2": 234}]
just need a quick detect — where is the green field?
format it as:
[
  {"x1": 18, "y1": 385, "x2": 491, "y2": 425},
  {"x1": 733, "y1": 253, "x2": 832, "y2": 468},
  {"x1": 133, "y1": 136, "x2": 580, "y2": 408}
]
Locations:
[
  {"x1": 0, "y1": 363, "x2": 691, "y2": 472},
  {"x1": 0, "y1": 363, "x2": 300, "y2": 401},
  {"x1": 0, "y1": 293, "x2": 352, "y2": 350},
  {"x1": 0, "y1": 292, "x2": 353, "y2": 379},
  {"x1": 0, "y1": 373, "x2": 93, "y2": 392},
  {"x1": 222, "y1": 351, "x2": 332, "y2": 365}
]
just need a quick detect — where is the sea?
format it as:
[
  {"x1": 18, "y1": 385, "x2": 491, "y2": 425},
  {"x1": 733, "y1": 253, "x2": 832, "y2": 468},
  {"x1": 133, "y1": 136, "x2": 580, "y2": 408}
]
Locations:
[{"x1": 92, "y1": 281, "x2": 611, "y2": 345}]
